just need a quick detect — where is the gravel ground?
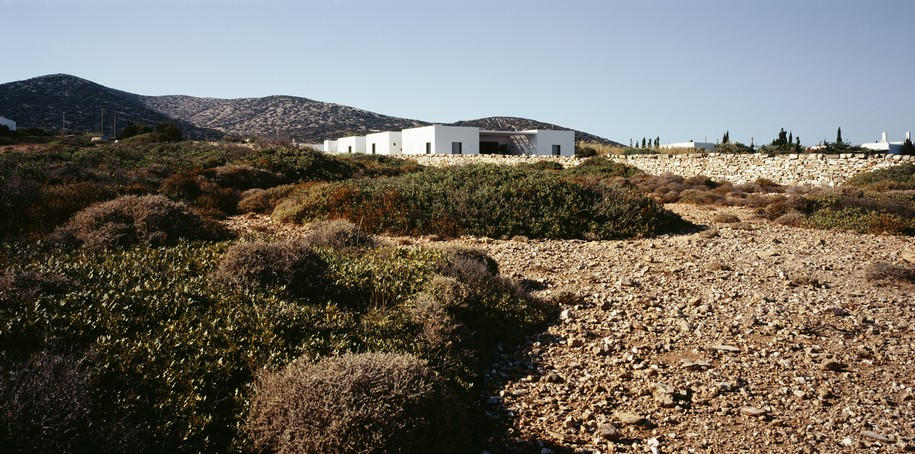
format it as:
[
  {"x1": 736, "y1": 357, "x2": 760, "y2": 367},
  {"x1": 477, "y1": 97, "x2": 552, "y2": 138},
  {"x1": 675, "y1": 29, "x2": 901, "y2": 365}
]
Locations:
[{"x1": 225, "y1": 204, "x2": 914, "y2": 453}]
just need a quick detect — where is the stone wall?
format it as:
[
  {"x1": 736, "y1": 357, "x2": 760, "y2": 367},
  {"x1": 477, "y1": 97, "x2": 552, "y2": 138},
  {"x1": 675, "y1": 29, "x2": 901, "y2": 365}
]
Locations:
[{"x1": 401, "y1": 153, "x2": 913, "y2": 187}]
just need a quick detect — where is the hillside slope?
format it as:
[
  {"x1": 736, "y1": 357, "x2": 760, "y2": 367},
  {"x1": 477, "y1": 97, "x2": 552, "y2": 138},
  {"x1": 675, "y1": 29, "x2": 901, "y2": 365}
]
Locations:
[
  {"x1": 453, "y1": 116, "x2": 620, "y2": 146},
  {"x1": 141, "y1": 94, "x2": 427, "y2": 142},
  {"x1": 0, "y1": 74, "x2": 220, "y2": 139}
]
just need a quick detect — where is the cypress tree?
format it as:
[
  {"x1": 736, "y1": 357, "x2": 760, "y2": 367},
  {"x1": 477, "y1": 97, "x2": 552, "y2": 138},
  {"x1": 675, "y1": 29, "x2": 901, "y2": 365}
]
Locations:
[
  {"x1": 642, "y1": 137, "x2": 646, "y2": 148},
  {"x1": 836, "y1": 127, "x2": 843, "y2": 144},
  {"x1": 654, "y1": 137, "x2": 660, "y2": 148},
  {"x1": 788, "y1": 131, "x2": 793, "y2": 149}
]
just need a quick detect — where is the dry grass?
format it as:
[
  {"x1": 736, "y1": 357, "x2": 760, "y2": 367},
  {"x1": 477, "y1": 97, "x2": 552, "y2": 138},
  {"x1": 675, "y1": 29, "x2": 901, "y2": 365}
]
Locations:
[
  {"x1": 304, "y1": 219, "x2": 377, "y2": 249},
  {"x1": 865, "y1": 261, "x2": 915, "y2": 285}
]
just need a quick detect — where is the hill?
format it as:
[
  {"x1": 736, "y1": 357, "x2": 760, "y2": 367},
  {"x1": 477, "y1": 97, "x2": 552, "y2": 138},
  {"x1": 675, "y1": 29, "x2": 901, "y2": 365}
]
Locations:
[
  {"x1": 141, "y1": 94, "x2": 427, "y2": 142},
  {"x1": 0, "y1": 74, "x2": 619, "y2": 144},
  {"x1": 0, "y1": 74, "x2": 221, "y2": 139},
  {"x1": 453, "y1": 116, "x2": 620, "y2": 146}
]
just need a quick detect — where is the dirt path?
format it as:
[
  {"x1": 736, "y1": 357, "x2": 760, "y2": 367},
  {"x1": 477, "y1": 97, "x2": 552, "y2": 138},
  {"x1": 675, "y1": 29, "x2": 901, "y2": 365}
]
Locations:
[{"x1": 225, "y1": 204, "x2": 914, "y2": 452}]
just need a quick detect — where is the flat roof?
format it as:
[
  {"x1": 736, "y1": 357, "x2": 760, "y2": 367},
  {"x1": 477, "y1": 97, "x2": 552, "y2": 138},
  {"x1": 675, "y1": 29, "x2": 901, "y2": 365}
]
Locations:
[{"x1": 480, "y1": 129, "x2": 537, "y2": 135}]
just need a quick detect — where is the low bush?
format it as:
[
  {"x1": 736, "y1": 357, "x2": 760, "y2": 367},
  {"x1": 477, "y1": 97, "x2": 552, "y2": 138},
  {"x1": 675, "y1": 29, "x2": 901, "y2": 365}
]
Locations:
[
  {"x1": 245, "y1": 352, "x2": 469, "y2": 454},
  {"x1": 561, "y1": 156, "x2": 640, "y2": 179},
  {"x1": 237, "y1": 183, "x2": 301, "y2": 214},
  {"x1": 865, "y1": 261, "x2": 915, "y2": 285},
  {"x1": 274, "y1": 164, "x2": 686, "y2": 240},
  {"x1": 304, "y1": 219, "x2": 376, "y2": 249},
  {"x1": 54, "y1": 195, "x2": 228, "y2": 249},
  {"x1": 713, "y1": 213, "x2": 740, "y2": 223},
  {"x1": 214, "y1": 239, "x2": 327, "y2": 299},
  {"x1": 845, "y1": 163, "x2": 915, "y2": 191}
]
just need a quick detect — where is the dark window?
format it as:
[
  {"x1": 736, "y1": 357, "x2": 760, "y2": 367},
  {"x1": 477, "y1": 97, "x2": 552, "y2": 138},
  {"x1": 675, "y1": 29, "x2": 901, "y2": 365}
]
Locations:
[
  {"x1": 452, "y1": 142, "x2": 462, "y2": 154},
  {"x1": 371, "y1": 143, "x2": 376, "y2": 154},
  {"x1": 425, "y1": 142, "x2": 431, "y2": 154},
  {"x1": 348, "y1": 146, "x2": 352, "y2": 153},
  {"x1": 552, "y1": 144, "x2": 561, "y2": 156}
]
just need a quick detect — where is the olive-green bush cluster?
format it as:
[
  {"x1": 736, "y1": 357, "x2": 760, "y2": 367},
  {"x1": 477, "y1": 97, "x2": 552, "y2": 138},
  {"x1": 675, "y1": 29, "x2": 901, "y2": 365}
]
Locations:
[
  {"x1": 0, "y1": 236, "x2": 554, "y2": 453},
  {"x1": 0, "y1": 142, "x2": 424, "y2": 237},
  {"x1": 845, "y1": 163, "x2": 915, "y2": 191},
  {"x1": 274, "y1": 164, "x2": 686, "y2": 239}
]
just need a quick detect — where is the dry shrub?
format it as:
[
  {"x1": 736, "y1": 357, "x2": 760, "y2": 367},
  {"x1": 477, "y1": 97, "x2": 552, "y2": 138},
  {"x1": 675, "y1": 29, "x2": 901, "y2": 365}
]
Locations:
[
  {"x1": 0, "y1": 269, "x2": 70, "y2": 305},
  {"x1": 865, "y1": 261, "x2": 915, "y2": 285},
  {"x1": 237, "y1": 183, "x2": 299, "y2": 214},
  {"x1": 214, "y1": 239, "x2": 327, "y2": 298},
  {"x1": 245, "y1": 352, "x2": 469, "y2": 454},
  {"x1": 304, "y1": 219, "x2": 376, "y2": 249},
  {"x1": 680, "y1": 189, "x2": 725, "y2": 205},
  {"x1": 0, "y1": 351, "x2": 138, "y2": 453},
  {"x1": 774, "y1": 212, "x2": 805, "y2": 227},
  {"x1": 436, "y1": 246, "x2": 500, "y2": 277},
  {"x1": 54, "y1": 194, "x2": 228, "y2": 249},
  {"x1": 713, "y1": 213, "x2": 740, "y2": 223}
]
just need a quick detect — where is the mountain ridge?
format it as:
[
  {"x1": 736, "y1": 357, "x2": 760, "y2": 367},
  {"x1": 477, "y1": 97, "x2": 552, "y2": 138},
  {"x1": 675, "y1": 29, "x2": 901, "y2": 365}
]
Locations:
[{"x1": 0, "y1": 74, "x2": 620, "y2": 145}]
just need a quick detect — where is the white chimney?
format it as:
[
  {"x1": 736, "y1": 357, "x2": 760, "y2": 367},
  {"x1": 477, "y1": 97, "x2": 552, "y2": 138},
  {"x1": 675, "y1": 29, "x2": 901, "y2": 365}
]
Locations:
[
  {"x1": 881, "y1": 131, "x2": 888, "y2": 143},
  {"x1": 907, "y1": 131, "x2": 911, "y2": 141}
]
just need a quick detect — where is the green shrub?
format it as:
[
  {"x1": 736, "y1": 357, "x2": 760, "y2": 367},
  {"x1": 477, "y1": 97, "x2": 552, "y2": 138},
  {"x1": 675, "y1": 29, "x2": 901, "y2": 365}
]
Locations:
[
  {"x1": 562, "y1": 156, "x2": 640, "y2": 179},
  {"x1": 844, "y1": 163, "x2": 915, "y2": 191},
  {"x1": 237, "y1": 183, "x2": 302, "y2": 214},
  {"x1": 274, "y1": 164, "x2": 685, "y2": 240},
  {"x1": 214, "y1": 239, "x2": 328, "y2": 299},
  {"x1": 54, "y1": 195, "x2": 228, "y2": 249},
  {"x1": 245, "y1": 352, "x2": 469, "y2": 454}
]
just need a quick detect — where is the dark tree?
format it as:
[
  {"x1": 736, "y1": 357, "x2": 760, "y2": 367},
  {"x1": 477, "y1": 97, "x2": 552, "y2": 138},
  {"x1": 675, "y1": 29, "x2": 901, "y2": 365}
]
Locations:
[
  {"x1": 901, "y1": 137, "x2": 915, "y2": 155},
  {"x1": 722, "y1": 130, "x2": 730, "y2": 144},
  {"x1": 836, "y1": 127, "x2": 843, "y2": 144},
  {"x1": 654, "y1": 137, "x2": 660, "y2": 148},
  {"x1": 641, "y1": 137, "x2": 646, "y2": 148},
  {"x1": 788, "y1": 131, "x2": 793, "y2": 148}
]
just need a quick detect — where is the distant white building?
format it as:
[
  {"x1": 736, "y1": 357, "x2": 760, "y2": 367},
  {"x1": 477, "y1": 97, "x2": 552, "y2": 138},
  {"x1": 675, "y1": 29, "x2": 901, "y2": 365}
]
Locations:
[
  {"x1": 365, "y1": 131, "x2": 402, "y2": 154},
  {"x1": 337, "y1": 135, "x2": 366, "y2": 153},
  {"x1": 859, "y1": 131, "x2": 910, "y2": 154},
  {"x1": 402, "y1": 125, "x2": 480, "y2": 155},
  {"x1": 322, "y1": 125, "x2": 575, "y2": 156},
  {"x1": 0, "y1": 116, "x2": 15, "y2": 132},
  {"x1": 660, "y1": 140, "x2": 715, "y2": 151}
]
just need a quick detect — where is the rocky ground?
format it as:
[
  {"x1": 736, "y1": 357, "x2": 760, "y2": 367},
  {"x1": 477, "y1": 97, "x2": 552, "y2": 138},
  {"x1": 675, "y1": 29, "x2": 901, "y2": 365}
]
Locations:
[{"x1": 225, "y1": 203, "x2": 914, "y2": 453}]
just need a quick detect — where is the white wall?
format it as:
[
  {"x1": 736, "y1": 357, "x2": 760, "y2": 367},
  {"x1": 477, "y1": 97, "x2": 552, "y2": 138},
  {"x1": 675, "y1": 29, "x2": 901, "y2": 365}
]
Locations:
[
  {"x1": 0, "y1": 117, "x2": 15, "y2": 131},
  {"x1": 365, "y1": 131, "x2": 402, "y2": 154},
  {"x1": 532, "y1": 130, "x2": 575, "y2": 156},
  {"x1": 323, "y1": 139, "x2": 337, "y2": 153},
  {"x1": 402, "y1": 125, "x2": 480, "y2": 155},
  {"x1": 337, "y1": 136, "x2": 365, "y2": 153}
]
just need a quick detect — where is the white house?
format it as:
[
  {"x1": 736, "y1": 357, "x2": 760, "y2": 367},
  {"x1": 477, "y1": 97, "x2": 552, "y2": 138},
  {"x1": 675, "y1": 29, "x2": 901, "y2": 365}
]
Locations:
[
  {"x1": 478, "y1": 129, "x2": 574, "y2": 156},
  {"x1": 337, "y1": 135, "x2": 366, "y2": 153},
  {"x1": 402, "y1": 125, "x2": 480, "y2": 155},
  {"x1": 323, "y1": 139, "x2": 338, "y2": 153},
  {"x1": 859, "y1": 131, "x2": 910, "y2": 154},
  {"x1": 660, "y1": 140, "x2": 715, "y2": 151},
  {"x1": 365, "y1": 131, "x2": 402, "y2": 154},
  {"x1": 0, "y1": 116, "x2": 15, "y2": 132}
]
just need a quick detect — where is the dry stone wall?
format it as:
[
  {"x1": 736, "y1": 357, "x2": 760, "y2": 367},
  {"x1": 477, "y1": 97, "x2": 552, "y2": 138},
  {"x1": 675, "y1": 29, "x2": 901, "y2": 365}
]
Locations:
[{"x1": 401, "y1": 153, "x2": 913, "y2": 187}]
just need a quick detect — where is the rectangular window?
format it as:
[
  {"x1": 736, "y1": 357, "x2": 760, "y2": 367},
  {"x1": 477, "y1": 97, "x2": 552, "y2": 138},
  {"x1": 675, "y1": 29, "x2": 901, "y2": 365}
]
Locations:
[
  {"x1": 425, "y1": 142, "x2": 431, "y2": 154},
  {"x1": 371, "y1": 143, "x2": 376, "y2": 154},
  {"x1": 452, "y1": 142, "x2": 462, "y2": 154},
  {"x1": 348, "y1": 146, "x2": 352, "y2": 153},
  {"x1": 552, "y1": 144, "x2": 561, "y2": 156}
]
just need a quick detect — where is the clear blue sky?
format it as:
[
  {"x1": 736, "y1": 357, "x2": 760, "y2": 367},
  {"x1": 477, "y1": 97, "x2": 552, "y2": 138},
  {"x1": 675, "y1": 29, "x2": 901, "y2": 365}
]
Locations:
[{"x1": 2, "y1": 0, "x2": 913, "y2": 145}]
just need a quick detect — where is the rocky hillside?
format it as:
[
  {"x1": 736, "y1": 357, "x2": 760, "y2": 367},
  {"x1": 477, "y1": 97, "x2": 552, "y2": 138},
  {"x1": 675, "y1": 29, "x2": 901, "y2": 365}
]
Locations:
[
  {"x1": 1, "y1": 74, "x2": 619, "y2": 144},
  {"x1": 0, "y1": 74, "x2": 220, "y2": 139},
  {"x1": 454, "y1": 116, "x2": 620, "y2": 146},
  {"x1": 141, "y1": 95, "x2": 427, "y2": 142}
]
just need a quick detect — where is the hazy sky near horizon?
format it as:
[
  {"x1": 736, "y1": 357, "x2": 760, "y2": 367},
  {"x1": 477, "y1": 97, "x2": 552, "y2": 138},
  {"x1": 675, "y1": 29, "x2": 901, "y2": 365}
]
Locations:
[{"x1": 2, "y1": 0, "x2": 913, "y2": 144}]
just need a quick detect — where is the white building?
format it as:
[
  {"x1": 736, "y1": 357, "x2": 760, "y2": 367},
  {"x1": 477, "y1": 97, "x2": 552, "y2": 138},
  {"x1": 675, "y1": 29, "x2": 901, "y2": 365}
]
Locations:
[
  {"x1": 0, "y1": 116, "x2": 15, "y2": 132},
  {"x1": 323, "y1": 126, "x2": 575, "y2": 156},
  {"x1": 478, "y1": 129, "x2": 574, "y2": 156},
  {"x1": 660, "y1": 140, "x2": 715, "y2": 151},
  {"x1": 402, "y1": 125, "x2": 480, "y2": 155},
  {"x1": 859, "y1": 131, "x2": 910, "y2": 154},
  {"x1": 337, "y1": 135, "x2": 366, "y2": 154},
  {"x1": 365, "y1": 131, "x2": 402, "y2": 154}
]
